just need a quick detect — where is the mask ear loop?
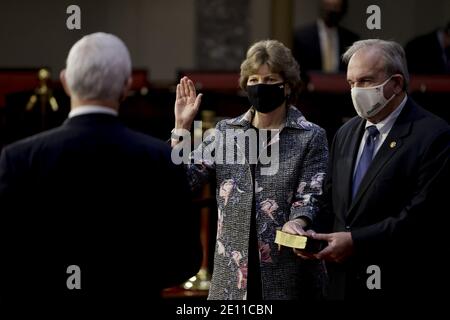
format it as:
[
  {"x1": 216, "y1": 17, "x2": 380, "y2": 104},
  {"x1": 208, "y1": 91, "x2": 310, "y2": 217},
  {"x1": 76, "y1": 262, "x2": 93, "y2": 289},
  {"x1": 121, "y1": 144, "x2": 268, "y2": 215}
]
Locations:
[
  {"x1": 384, "y1": 75, "x2": 399, "y2": 101},
  {"x1": 389, "y1": 74, "x2": 404, "y2": 94}
]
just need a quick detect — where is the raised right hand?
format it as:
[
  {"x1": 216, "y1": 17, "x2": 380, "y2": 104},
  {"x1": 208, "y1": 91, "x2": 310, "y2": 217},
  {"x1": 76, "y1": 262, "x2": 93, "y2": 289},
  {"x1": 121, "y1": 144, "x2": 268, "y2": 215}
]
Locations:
[{"x1": 174, "y1": 76, "x2": 203, "y2": 130}]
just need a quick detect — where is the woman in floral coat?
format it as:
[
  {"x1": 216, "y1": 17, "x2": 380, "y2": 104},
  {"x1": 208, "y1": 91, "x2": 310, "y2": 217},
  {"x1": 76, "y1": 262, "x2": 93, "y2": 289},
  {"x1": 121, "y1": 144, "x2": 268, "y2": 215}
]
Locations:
[{"x1": 171, "y1": 40, "x2": 328, "y2": 300}]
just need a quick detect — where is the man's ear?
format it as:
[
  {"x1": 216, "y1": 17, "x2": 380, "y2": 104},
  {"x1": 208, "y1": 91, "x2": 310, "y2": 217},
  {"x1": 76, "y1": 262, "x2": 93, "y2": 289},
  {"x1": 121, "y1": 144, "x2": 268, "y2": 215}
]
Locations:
[
  {"x1": 60, "y1": 70, "x2": 71, "y2": 97},
  {"x1": 120, "y1": 76, "x2": 133, "y2": 102},
  {"x1": 393, "y1": 74, "x2": 404, "y2": 94}
]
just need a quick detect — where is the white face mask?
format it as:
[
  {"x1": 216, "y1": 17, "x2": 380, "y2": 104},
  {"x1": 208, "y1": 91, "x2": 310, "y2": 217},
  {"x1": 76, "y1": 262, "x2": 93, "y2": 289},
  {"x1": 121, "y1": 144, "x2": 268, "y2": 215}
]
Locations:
[{"x1": 351, "y1": 76, "x2": 396, "y2": 119}]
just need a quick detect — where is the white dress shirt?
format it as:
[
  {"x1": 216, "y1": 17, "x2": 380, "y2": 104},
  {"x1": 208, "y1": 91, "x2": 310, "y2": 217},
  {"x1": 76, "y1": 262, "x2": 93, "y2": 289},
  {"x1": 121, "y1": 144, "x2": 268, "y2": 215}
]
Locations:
[
  {"x1": 68, "y1": 105, "x2": 118, "y2": 118},
  {"x1": 353, "y1": 95, "x2": 408, "y2": 177}
]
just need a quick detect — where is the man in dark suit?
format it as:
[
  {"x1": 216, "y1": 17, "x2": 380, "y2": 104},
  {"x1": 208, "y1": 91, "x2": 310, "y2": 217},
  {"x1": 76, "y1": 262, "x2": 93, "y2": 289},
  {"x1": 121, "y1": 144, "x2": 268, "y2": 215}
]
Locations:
[
  {"x1": 405, "y1": 21, "x2": 450, "y2": 74},
  {"x1": 309, "y1": 39, "x2": 449, "y2": 300},
  {"x1": 0, "y1": 33, "x2": 202, "y2": 308},
  {"x1": 293, "y1": 0, "x2": 359, "y2": 76}
]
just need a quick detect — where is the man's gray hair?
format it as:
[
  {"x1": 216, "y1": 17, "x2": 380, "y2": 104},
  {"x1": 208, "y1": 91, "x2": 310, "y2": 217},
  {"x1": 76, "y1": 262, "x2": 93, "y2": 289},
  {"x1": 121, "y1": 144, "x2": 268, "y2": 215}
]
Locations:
[
  {"x1": 65, "y1": 32, "x2": 131, "y2": 101},
  {"x1": 342, "y1": 39, "x2": 409, "y2": 90}
]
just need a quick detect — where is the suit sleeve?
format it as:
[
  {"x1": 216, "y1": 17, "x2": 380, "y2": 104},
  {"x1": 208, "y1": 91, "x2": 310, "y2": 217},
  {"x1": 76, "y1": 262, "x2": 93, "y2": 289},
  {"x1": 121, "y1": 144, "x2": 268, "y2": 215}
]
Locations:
[
  {"x1": 0, "y1": 146, "x2": 24, "y2": 298},
  {"x1": 314, "y1": 132, "x2": 338, "y2": 233},
  {"x1": 158, "y1": 155, "x2": 203, "y2": 289},
  {"x1": 289, "y1": 128, "x2": 329, "y2": 225},
  {"x1": 351, "y1": 129, "x2": 450, "y2": 253}
]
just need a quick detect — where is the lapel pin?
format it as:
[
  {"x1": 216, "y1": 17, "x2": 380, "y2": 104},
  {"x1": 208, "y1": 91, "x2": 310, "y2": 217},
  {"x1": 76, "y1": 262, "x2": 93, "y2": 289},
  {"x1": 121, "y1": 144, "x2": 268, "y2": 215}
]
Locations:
[{"x1": 390, "y1": 141, "x2": 397, "y2": 148}]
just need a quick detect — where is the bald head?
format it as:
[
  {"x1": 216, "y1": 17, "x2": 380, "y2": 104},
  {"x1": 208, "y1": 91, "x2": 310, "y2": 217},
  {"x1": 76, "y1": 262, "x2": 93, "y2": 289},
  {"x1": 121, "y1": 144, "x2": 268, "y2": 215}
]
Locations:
[
  {"x1": 320, "y1": 0, "x2": 347, "y2": 27},
  {"x1": 321, "y1": 0, "x2": 346, "y2": 12}
]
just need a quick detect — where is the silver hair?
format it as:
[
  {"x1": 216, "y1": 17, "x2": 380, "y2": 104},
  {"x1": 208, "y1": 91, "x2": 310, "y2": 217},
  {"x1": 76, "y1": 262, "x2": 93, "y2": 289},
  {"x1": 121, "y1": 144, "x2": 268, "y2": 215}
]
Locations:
[
  {"x1": 342, "y1": 39, "x2": 409, "y2": 90},
  {"x1": 65, "y1": 32, "x2": 131, "y2": 101}
]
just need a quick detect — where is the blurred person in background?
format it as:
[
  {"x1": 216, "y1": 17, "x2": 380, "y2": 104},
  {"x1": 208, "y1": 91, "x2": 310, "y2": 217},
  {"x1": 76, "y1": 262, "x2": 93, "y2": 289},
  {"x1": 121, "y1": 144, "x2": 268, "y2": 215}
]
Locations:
[
  {"x1": 405, "y1": 21, "x2": 450, "y2": 74},
  {"x1": 293, "y1": 0, "x2": 359, "y2": 76}
]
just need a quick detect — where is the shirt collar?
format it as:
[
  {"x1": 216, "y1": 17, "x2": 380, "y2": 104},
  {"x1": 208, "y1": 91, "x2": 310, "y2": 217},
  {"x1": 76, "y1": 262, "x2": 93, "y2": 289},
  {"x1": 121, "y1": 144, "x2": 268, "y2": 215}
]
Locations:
[
  {"x1": 366, "y1": 95, "x2": 408, "y2": 134},
  {"x1": 68, "y1": 105, "x2": 118, "y2": 118}
]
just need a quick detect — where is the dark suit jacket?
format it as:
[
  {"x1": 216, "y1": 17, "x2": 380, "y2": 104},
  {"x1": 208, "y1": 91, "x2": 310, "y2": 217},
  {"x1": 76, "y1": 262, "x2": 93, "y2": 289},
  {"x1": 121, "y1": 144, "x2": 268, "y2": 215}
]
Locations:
[
  {"x1": 318, "y1": 98, "x2": 449, "y2": 300},
  {"x1": 293, "y1": 23, "x2": 359, "y2": 76},
  {"x1": 405, "y1": 30, "x2": 449, "y2": 74},
  {"x1": 0, "y1": 113, "x2": 202, "y2": 308}
]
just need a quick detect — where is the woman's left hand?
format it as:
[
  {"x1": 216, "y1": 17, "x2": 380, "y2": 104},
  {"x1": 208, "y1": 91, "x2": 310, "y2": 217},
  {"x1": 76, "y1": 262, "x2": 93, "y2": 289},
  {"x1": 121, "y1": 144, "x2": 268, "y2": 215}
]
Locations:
[
  {"x1": 282, "y1": 218, "x2": 308, "y2": 236},
  {"x1": 281, "y1": 219, "x2": 316, "y2": 259}
]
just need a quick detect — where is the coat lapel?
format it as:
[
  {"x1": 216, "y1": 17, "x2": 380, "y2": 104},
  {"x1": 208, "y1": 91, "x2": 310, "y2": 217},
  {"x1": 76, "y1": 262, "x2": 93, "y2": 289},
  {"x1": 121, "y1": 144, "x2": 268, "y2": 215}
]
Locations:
[
  {"x1": 224, "y1": 106, "x2": 309, "y2": 163},
  {"x1": 347, "y1": 99, "x2": 415, "y2": 220}
]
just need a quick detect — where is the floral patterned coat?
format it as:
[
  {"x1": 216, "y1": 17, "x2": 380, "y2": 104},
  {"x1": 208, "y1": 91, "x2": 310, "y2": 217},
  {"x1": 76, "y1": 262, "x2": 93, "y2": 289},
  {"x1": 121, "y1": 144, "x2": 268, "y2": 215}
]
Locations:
[{"x1": 186, "y1": 106, "x2": 328, "y2": 300}]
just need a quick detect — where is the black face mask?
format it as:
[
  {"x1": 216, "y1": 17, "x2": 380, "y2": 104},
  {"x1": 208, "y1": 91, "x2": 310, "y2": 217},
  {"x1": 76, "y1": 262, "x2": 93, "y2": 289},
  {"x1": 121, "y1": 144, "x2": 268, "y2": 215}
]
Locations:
[
  {"x1": 247, "y1": 83, "x2": 286, "y2": 113},
  {"x1": 323, "y1": 10, "x2": 343, "y2": 28}
]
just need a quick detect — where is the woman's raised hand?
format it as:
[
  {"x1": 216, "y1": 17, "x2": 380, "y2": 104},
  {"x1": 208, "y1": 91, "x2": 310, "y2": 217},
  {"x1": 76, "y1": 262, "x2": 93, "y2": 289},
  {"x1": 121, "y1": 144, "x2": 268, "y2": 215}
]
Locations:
[{"x1": 174, "y1": 76, "x2": 203, "y2": 130}]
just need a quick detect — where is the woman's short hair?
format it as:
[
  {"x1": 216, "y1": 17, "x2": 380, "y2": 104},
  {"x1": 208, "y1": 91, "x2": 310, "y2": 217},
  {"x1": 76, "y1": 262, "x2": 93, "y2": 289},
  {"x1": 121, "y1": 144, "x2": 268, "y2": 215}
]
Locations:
[
  {"x1": 65, "y1": 32, "x2": 131, "y2": 101},
  {"x1": 342, "y1": 39, "x2": 410, "y2": 91},
  {"x1": 239, "y1": 40, "x2": 301, "y2": 103}
]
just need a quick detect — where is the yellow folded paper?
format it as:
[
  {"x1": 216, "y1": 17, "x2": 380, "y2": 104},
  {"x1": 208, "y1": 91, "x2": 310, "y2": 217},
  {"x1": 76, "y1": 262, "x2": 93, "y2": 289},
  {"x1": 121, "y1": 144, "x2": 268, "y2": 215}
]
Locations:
[{"x1": 275, "y1": 230, "x2": 307, "y2": 249}]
